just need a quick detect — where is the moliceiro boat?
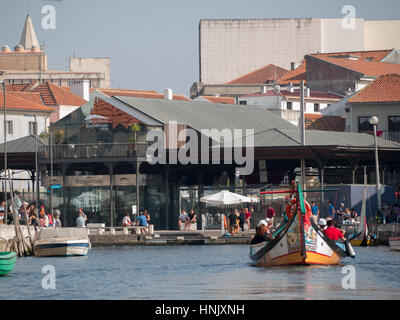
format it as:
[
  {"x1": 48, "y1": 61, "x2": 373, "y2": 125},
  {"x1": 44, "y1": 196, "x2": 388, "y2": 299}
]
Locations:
[
  {"x1": 250, "y1": 182, "x2": 354, "y2": 267},
  {"x1": 33, "y1": 228, "x2": 91, "y2": 257}
]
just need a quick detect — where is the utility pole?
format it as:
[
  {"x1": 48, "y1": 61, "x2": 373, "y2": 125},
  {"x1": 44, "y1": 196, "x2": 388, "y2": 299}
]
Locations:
[
  {"x1": 300, "y1": 81, "x2": 306, "y2": 192},
  {"x1": 1, "y1": 72, "x2": 7, "y2": 224}
]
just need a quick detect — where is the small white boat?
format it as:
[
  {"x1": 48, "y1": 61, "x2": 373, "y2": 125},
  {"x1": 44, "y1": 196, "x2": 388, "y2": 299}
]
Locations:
[
  {"x1": 33, "y1": 228, "x2": 91, "y2": 257},
  {"x1": 389, "y1": 237, "x2": 400, "y2": 252}
]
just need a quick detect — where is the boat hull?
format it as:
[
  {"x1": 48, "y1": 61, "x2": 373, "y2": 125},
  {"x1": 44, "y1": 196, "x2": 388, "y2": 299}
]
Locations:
[
  {"x1": 34, "y1": 239, "x2": 90, "y2": 257},
  {"x1": 350, "y1": 239, "x2": 376, "y2": 247},
  {"x1": 0, "y1": 252, "x2": 17, "y2": 276},
  {"x1": 250, "y1": 212, "x2": 346, "y2": 267},
  {"x1": 389, "y1": 237, "x2": 400, "y2": 252}
]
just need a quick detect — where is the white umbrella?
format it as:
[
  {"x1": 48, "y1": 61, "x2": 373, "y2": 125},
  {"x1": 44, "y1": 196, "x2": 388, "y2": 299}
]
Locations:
[{"x1": 200, "y1": 190, "x2": 258, "y2": 206}]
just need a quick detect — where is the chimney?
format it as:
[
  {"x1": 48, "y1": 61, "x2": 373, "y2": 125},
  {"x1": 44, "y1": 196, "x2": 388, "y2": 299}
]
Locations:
[
  {"x1": 288, "y1": 83, "x2": 294, "y2": 93},
  {"x1": 14, "y1": 45, "x2": 25, "y2": 52},
  {"x1": 291, "y1": 62, "x2": 296, "y2": 71},
  {"x1": 304, "y1": 87, "x2": 310, "y2": 98},
  {"x1": 70, "y1": 80, "x2": 90, "y2": 101},
  {"x1": 262, "y1": 85, "x2": 267, "y2": 93},
  {"x1": 2, "y1": 45, "x2": 11, "y2": 53},
  {"x1": 164, "y1": 88, "x2": 173, "y2": 100}
]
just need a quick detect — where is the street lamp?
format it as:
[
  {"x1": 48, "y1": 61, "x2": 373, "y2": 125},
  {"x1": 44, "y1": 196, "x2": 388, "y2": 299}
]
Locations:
[
  {"x1": 0, "y1": 71, "x2": 7, "y2": 224},
  {"x1": 369, "y1": 116, "x2": 381, "y2": 212}
]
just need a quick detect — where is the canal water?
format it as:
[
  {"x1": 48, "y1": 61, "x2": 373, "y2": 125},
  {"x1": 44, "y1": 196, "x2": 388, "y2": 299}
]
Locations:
[{"x1": 2, "y1": 245, "x2": 400, "y2": 300}]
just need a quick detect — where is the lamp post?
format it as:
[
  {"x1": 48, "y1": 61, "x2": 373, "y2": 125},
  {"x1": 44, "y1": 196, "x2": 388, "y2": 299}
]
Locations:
[
  {"x1": 370, "y1": 116, "x2": 381, "y2": 212},
  {"x1": 0, "y1": 72, "x2": 7, "y2": 224}
]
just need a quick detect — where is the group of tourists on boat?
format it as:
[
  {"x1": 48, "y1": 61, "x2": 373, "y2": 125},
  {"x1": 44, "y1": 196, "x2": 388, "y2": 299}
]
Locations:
[{"x1": 251, "y1": 210, "x2": 346, "y2": 245}]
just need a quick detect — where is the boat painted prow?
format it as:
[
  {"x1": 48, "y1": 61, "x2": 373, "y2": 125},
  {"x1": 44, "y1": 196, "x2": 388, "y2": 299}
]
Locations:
[{"x1": 250, "y1": 182, "x2": 352, "y2": 267}]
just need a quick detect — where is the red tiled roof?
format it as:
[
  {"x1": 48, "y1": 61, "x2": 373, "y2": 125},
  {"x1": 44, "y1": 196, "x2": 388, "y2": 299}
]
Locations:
[
  {"x1": 6, "y1": 81, "x2": 87, "y2": 106},
  {"x1": 94, "y1": 88, "x2": 191, "y2": 101},
  {"x1": 306, "y1": 115, "x2": 346, "y2": 131},
  {"x1": 311, "y1": 49, "x2": 392, "y2": 62},
  {"x1": 278, "y1": 50, "x2": 393, "y2": 85},
  {"x1": 0, "y1": 92, "x2": 55, "y2": 112},
  {"x1": 348, "y1": 74, "x2": 400, "y2": 104},
  {"x1": 278, "y1": 62, "x2": 307, "y2": 85},
  {"x1": 226, "y1": 64, "x2": 289, "y2": 85},
  {"x1": 199, "y1": 96, "x2": 235, "y2": 104},
  {"x1": 242, "y1": 89, "x2": 342, "y2": 101},
  {"x1": 311, "y1": 56, "x2": 400, "y2": 77},
  {"x1": 8, "y1": 91, "x2": 45, "y2": 106}
]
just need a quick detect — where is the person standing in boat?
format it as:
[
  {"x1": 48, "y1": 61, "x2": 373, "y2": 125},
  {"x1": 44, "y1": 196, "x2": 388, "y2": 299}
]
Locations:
[
  {"x1": 311, "y1": 201, "x2": 319, "y2": 223},
  {"x1": 323, "y1": 219, "x2": 346, "y2": 241},
  {"x1": 266, "y1": 205, "x2": 275, "y2": 226},
  {"x1": 251, "y1": 220, "x2": 273, "y2": 245}
]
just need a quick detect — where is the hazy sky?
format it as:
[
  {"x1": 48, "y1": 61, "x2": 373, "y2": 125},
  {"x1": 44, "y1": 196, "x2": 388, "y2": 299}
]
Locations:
[{"x1": 0, "y1": 0, "x2": 400, "y2": 96}]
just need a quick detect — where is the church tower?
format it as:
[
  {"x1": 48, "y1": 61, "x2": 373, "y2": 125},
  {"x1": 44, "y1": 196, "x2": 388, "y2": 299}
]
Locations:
[{"x1": 19, "y1": 14, "x2": 40, "y2": 51}]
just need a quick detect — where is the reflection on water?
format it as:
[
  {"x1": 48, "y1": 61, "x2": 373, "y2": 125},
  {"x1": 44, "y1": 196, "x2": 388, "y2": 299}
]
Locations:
[{"x1": 1, "y1": 245, "x2": 400, "y2": 300}]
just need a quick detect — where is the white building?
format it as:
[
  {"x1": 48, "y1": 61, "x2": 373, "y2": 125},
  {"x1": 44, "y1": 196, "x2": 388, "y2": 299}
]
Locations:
[
  {"x1": 199, "y1": 18, "x2": 400, "y2": 85},
  {"x1": 238, "y1": 87, "x2": 342, "y2": 126}
]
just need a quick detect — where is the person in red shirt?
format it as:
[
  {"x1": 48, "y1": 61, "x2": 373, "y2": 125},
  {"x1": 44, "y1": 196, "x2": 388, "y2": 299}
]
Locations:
[
  {"x1": 266, "y1": 206, "x2": 275, "y2": 226},
  {"x1": 323, "y1": 219, "x2": 346, "y2": 241}
]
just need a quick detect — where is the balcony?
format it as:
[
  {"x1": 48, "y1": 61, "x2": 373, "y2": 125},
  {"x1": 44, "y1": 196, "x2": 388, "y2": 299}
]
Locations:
[
  {"x1": 382, "y1": 131, "x2": 400, "y2": 143},
  {"x1": 39, "y1": 142, "x2": 149, "y2": 161}
]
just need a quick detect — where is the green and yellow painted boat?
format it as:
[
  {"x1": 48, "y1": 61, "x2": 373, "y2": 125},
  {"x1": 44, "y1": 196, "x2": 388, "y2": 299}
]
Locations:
[{"x1": 0, "y1": 252, "x2": 17, "y2": 276}]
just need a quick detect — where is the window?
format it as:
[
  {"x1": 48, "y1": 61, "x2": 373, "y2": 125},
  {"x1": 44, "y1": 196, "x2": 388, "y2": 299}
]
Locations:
[
  {"x1": 239, "y1": 101, "x2": 247, "y2": 105},
  {"x1": 388, "y1": 116, "x2": 400, "y2": 132},
  {"x1": 314, "y1": 103, "x2": 320, "y2": 112},
  {"x1": 287, "y1": 102, "x2": 292, "y2": 110},
  {"x1": 29, "y1": 121, "x2": 37, "y2": 135},
  {"x1": 358, "y1": 117, "x2": 373, "y2": 133},
  {"x1": 6, "y1": 120, "x2": 13, "y2": 135}
]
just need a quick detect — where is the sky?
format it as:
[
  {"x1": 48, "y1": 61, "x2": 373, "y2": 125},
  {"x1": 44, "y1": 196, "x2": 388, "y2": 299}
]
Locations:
[{"x1": 0, "y1": 0, "x2": 400, "y2": 96}]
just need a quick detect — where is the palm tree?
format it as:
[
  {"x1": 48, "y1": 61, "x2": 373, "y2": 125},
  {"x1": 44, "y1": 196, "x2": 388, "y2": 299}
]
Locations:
[{"x1": 129, "y1": 123, "x2": 141, "y2": 154}]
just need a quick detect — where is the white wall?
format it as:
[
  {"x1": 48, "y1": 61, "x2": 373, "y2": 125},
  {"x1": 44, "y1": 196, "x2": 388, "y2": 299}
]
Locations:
[
  {"x1": 320, "y1": 18, "x2": 364, "y2": 53},
  {"x1": 200, "y1": 18, "x2": 322, "y2": 84},
  {"x1": 0, "y1": 113, "x2": 47, "y2": 144},
  {"x1": 59, "y1": 105, "x2": 80, "y2": 120},
  {"x1": 364, "y1": 20, "x2": 400, "y2": 51}
]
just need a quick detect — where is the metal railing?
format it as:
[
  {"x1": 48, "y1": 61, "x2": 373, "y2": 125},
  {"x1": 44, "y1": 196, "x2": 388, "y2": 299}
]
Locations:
[
  {"x1": 382, "y1": 131, "x2": 400, "y2": 143},
  {"x1": 39, "y1": 142, "x2": 149, "y2": 160}
]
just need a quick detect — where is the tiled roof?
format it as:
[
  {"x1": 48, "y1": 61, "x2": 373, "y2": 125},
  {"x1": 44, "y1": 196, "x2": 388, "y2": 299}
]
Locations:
[
  {"x1": 311, "y1": 50, "x2": 392, "y2": 62},
  {"x1": 8, "y1": 91, "x2": 45, "y2": 106},
  {"x1": 278, "y1": 62, "x2": 307, "y2": 85},
  {"x1": 306, "y1": 115, "x2": 345, "y2": 132},
  {"x1": 278, "y1": 50, "x2": 393, "y2": 85},
  {"x1": 0, "y1": 92, "x2": 55, "y2": 112},
  {"x1": 6, "y1": 81, "x2": 87, "y2": 106},
  {"x1": 198, "y1": 96, "x2": 235, "y2": 104},
  {"x1": 348, "y1": 74, "x2": 400, "y2": 104},
  {"x1": 226, "y1": 64, "x2": 289, "y2": 84},
  {"x1": 311, "y1": 56, "x2": 400, "y2": 77},
  {"x1": 242, "y1": 89, "x2": 342, "y2": 101},
  {"x1": 94, "y1": 88, "x2": 191, "y2": 101}
]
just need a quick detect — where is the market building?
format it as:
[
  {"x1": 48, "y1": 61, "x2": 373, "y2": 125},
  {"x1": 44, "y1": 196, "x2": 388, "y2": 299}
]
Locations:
[{"x1": 35, "y1": 93, "x2": 400, "y2": 230}]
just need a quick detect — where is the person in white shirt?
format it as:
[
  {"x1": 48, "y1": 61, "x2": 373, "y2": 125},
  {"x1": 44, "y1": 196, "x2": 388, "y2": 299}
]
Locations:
[{"x1": 122, "y1": 213, "x2": 132, "y2": 226}]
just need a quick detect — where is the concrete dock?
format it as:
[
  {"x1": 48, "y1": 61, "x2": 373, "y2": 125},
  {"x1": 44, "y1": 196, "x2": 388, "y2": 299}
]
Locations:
[{"x1": 88, "y1": 229, "x2": 255, "y2": 247}]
